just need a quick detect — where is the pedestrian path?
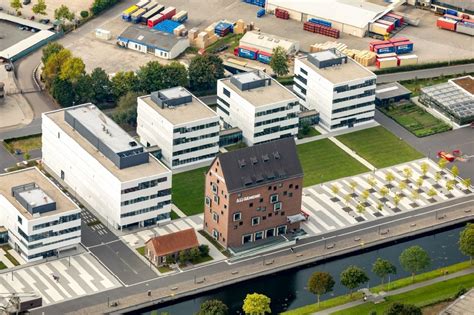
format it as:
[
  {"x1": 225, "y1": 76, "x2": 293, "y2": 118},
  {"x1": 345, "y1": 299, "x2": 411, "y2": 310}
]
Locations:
[
  {"x1": 315, "y1": 268, "x2": 474, "y2": 314},
  {"x1": 0, "y1": 253, "x2": 120, "y2": 306},
  {"x1": 301, "y1": 158, "x2": 472, "y2": 236},
  {"x1": 121, "y1": 215, "x2": 204, "y2": 248},
  {"x1": 329, "y1": 137, "x2": 376, "y2": 171}
]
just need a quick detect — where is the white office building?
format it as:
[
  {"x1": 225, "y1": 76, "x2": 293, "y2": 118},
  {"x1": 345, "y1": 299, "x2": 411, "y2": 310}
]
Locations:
[
  {"x1": 0, "y1": 168, "x2": 81, "y2": 262},
  {"x1": 217, "y1": 71, "x2": 300, "y2": 146},
  {"x1": 42, "y1": 104, "x2": 172, "y2": 230},
  {"x1": 137, "y1": 87, "x2": 220, "y2": 170},
  {"x1": 294, "y1": 49, "x2": 376, "y2": 131}
]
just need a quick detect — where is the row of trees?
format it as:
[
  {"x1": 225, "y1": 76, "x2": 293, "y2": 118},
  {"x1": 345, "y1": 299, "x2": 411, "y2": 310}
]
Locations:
[{"x1": 41, "y1": 43, "x2": 225, "y2": 125}]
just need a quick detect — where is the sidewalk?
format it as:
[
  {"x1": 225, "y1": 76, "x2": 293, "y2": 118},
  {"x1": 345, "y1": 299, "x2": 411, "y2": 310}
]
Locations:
[{"x1": 315, "y1": 268, "x2": 474, "y2": 314}]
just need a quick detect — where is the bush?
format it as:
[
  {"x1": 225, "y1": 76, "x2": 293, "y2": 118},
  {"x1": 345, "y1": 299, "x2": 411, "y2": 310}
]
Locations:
[
  {"x1": 90, "y1": 0, "x2": 119, "y2": 16},
  {"x1": 199, "y1": 244, "x2": 210, "y2": 256},
  {"x1": 80, "y1": 10, "x2": 89, "y2": 18},
  {"x1": 455, "y1": 286, "x2": 467, "y2": 299},
  {"x1": 374, "y1": 58, "x2": 474, "y2": 75}
]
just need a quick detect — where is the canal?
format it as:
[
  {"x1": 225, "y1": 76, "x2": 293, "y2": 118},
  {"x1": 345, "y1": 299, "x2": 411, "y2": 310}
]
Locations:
[{"x1": 139, "y1": 223, "x2": 470, "y2": 315}]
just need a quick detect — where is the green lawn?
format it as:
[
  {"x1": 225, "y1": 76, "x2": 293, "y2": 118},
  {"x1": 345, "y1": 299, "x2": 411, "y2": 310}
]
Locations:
[
  {"x1": 172, "y1": 167, "x2": 208, "y2": 216},
  {"x1": 158, "y1": 265, "x2": 173, "y2": 273},
  {"x1": 136, "y1": 246, "x2": 146, "y2": 256},
  {"x1": 336, "y1": 126, "x2": 423, "y2": 169},
  {"x1": 170, "y1": 210, "x2": 180, "y2": 220},
  {"x1": 0, "y1": 261, "x2": 7, "y2": 270},
  {"x1": 192, "y1": 254, "x2": 213, "y2": 265},
  {"x1": 205, "y1": 33, "x2": 244, "y2": 53},
  {"x1": 4, "y1": 134, "x2": 42, "y2": 154},
  {"x1": 297, "y1": 139, "x2": 369, "y2": 187},
  {"x1": 380, "y1": 103, "x2": 451, "y2": 137},
  {"x1": 282, "y1": 293, "x2": 364, "y2": 315},
  {"x1": 332, "y1": 273, "x2": 474, "y2": 315},
  {"x1": 225, "y1": 142, "x2": 247, "y2": 152},
  {"x1": 370, "y1": 261, "x2": 472, "y2": 294},
  {"x1": 297, "y1": 128, "x2": 321, "y2": 139}
]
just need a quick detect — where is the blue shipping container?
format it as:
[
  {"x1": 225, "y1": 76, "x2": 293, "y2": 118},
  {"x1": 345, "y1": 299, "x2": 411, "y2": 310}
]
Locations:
[
  {"x1": 395, "y1": 43, "x2": 413, "y2": 54},
  {"x1": 257, "y1": 53, "x2": 271, "y2": 63},
  {"x1": 153, "y1": 20, "x2": 181, "y2": 33},
  {"x1": 375, "y1": 46, "x2": 396, "y2": 54},
  {"x1": 308, "y1": 18, "x2": 331, "y2": 27},
  {"x1": 238, "y1": 47, "x2": 257, "y2": 59},
  {"x1": 446, "y1": 9, "x2": 458, "y2": 16}
]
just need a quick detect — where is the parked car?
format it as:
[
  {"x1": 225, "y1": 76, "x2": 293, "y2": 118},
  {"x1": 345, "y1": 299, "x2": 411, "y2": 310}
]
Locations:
[
  {"x1": 212, "y1": 45, "x2": 229, "y2": 54},
  {"x1": 4, "y1": 64, "x2": 13, "y2": 72},
  {"x1": 39, "y1": 18, "x2": 50, "y2": 24},
  {"x1": 23, "y1": 0, "x2": 31, "y2": 5}
]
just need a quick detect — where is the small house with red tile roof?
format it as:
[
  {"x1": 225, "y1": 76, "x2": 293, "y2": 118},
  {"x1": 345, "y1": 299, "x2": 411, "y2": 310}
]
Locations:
[{"x1": 145, "y1": 228, "x2": 199, "y2": 266}]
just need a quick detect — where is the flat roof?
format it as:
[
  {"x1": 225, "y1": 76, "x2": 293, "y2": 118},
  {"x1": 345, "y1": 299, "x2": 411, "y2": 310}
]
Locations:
[
  {"x1": 0, "y1": 12, "x2": 53, "y2": 30},
  {"x1": 221, "y1": 73, "x2": 297, "y2": 107},
  {"x1": 452, "y1": 76, "x2": 474, "y2": 95},
  {"x1": 140, "y1": 89, "x2": 217, "y2": 125},
  {"x1": 118, "y1": 25, "x2": 187, "y2": 52},
  {"x1": 44, "y1": 108, "x2": 170, "y2": 182},
  {"x1": 0, "y1": 168, "x2": 78, "y2": 220},
  {"x1": 267, "y1": 0, "x2": 388, "y2": 28},
  {"x1": 66, "y1": 105, "x2": 140, "y2": 154},
  {"x1": 0, "y1": 30, "x2": 56, "y2": 60},
  {"x1": 299, "y1": 53, "x2": 375, "y2": 84},
  {"x1": 240, "y1": 31, "x2": 299, "y2": 53},
  {"x1": 375, "y1": 82, "x2": 411, "y2": 99}
]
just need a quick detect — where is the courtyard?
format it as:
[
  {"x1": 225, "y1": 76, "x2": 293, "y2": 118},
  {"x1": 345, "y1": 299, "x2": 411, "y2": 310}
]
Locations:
[{"x1": 301, "y1": 158, "x2": 472, "y2": 237}]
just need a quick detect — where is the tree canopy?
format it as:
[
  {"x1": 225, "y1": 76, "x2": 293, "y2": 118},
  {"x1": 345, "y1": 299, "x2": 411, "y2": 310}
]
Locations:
[
  {"x1": 386, "y1": 302, "x2": 422, "y2": 315},
  {"x1": 459, "y1": 223, "x2": 474, "y2": 265},
  {"x1": 59, "y1": 57, "x2": 85, "y2": 83},
  {"x1": 198, "y1": 299, "x2": 228, "y2": 315},
  {"x1": 340, "y1": 266, "x2": 369, "y2": 297},
  {"x1": 372, "y1": 258, "x2": 396, "y2": 286},
  {"x1": 307, "y1": 271, "x2": 335, "y2": 307},
  {"x1": 54, "y1": 5, "x2": 75, "y2": 22},
  {"x1": 111, "y1": 71, "x2": 140, "y2": 99},
  {"x1": 42, "y1": 43, "x2": 65, "y2": 64},
  {"x1": 399, "y1": 246, "x2": 430, "y2": 281},
  {"x1": 32, "y1": 0, "x2": 47, "y2": 15},
  {"x1": 10, "y1": 0, "x2": 22, "y2": 12},
  {"x1": 89, "y1": 67, "x2": 113, "y2": 104},
  {"x1": 112, "y1": 91, "x2": 142, "y2": 127},
  {"x1": 43, "y1": 48, "x2": 72, "y2": 88},
  {"x1": 188, "y1": 54, "x2": 224, "y2": 91},
  {"x1": 242, "y1": 293, "x2": 271, "y2": 315},
  {"x1": 269, "y1": 46, "x2": 289, "y2": 77}
]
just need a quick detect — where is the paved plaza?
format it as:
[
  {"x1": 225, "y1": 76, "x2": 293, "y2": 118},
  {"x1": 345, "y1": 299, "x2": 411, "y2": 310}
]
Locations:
[
  {"x1": 301, "y1": 158, "x2": 473, "y2": 236},
  {"x1": 0, "y1": 253, "x2": 120, "y2": 307}
]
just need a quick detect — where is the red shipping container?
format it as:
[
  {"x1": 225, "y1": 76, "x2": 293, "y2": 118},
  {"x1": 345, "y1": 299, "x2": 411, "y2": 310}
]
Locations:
[
  {"x1": 437, "y1": 18, "x2": 457, "y2": 31},
  {"x1": 369, "y1": 40, "x2": 390, "y2": 51},
  {"x1": 443, "y1": 14, "x2": 462, "y2": 21},
  {"x1": 376, "y1": 19, "x2": 395, "y2": 32},
  {"x1": 147, "y1": 13, "x2": 163, "y2": 27},
  {"x1": 386, "y1": 12, "x2": 404, "y2": 24}
]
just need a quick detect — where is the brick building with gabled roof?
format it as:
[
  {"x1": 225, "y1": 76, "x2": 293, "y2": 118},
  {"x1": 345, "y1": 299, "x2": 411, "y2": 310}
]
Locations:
[
  {"x1": 203, "y1": 138, "x2": 304, "y2": 249},
  {"x1": 145, "y1": 228, "x2": 199, "y2": 266}
]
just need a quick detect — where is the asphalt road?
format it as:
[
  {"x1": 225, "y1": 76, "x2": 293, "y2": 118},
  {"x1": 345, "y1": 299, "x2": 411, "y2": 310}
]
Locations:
[
  {"x1": 33, "y1": 195, "x2": 474, "y2": 315},
  {"x1": 376, "y1": 64, "x2": 474, "y2": 84}
]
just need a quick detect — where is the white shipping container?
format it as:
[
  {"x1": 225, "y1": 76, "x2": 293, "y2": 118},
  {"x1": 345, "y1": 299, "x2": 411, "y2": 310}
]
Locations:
[
  {"x1": 398, "y1": 54, "x2": 418, "y2": 66},
  {"x1": 369, "y1": 22, "x2": 389, "y2": 35},
  {"x1": 456, "y1": 23, "x2": 474, "y2": 36},
  {"x1": 135, "y1": 0, "x2": 150, "y2": 8},
  {"x1": 95, "y1": 28, "x2": 111, "y2": 40}
]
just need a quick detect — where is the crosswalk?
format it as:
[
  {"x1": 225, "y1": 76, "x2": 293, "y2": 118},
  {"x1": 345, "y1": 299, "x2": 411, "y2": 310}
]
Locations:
[
  {"x1": 301, "y1": 159, "x2": 472, "y2": 236},
  {"x1": 121, "y1": 215, "x2": 204, "y2": 248},
  {"x1": 0, "y1": 253, "x2": 120, "y2": 306}
]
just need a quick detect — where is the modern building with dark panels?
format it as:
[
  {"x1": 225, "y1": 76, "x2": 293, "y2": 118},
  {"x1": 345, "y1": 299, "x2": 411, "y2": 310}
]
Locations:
[
  {"x1": 419, "y1": 76, "x2": 474, "y2": 126},
  {"x1": 203, "y1": 138, "x2": 304, "y2": 249},
  {"x1": 375, "y1": 82, "x2": 412, "y2": 107}
]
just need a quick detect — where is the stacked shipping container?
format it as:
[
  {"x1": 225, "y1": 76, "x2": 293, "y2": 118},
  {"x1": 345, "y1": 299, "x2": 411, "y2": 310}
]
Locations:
[
  {"x1": 275, "y1": 8, "x2": 289, "y2": 20},
  {"x1": 243, "y1": 0, "x2": 266, "y2": 7},
  {"x1": 303, "y1": 21, "x2": 340, "y2": 38}
]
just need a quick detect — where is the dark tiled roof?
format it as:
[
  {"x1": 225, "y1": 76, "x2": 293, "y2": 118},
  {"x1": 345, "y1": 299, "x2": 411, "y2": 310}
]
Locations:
[
  {"x1": 217, "y1": 138, "x2": 303, "y2": 192},
  {"x1": 146, "y1": 228, "x2": 199, "y2": 257}
]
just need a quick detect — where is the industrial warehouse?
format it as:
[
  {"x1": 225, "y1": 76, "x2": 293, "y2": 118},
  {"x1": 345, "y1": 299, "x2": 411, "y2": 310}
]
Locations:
[{"x1": 265, "y1": 0, "x2": 404, "y2": 37}]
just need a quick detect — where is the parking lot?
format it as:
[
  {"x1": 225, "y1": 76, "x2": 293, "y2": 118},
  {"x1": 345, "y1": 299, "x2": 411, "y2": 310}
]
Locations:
[
  {"x1": 0, "y1": 0, "x2": 94, "y2": 20},
  {"x1": 0, "y1": 20, "x2": 34, "y2": 51},
  {"x1": 3, "y1": 0, "x2": 470, "y2": 74}
]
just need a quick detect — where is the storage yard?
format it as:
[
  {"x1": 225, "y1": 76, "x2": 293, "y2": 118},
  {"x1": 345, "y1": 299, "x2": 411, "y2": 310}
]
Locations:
[{"x1": 51, "y1": 0, "x2": 473, "y2": 74}]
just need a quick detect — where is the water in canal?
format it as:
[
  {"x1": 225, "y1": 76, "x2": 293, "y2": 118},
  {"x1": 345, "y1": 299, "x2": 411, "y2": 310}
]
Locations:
[{"x1": 139, "y1": 223, "x2": 470, "y2": 314}]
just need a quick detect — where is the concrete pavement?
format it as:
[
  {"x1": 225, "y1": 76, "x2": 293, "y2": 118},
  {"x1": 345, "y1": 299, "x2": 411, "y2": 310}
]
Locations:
[
  {"x1": 315, "y1": 268, "x2": 474, "y2": 314},
  {"x1": 376, "y1": 64, "x2": 474, "y2": 83}
]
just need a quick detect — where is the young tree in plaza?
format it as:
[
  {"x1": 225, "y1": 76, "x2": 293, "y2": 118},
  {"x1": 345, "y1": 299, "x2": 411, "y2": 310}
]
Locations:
[
  {"x1": 416, "y1": 177, "x2": 424, "y2": 189},
  {"x1": 393, "y1": 194, "x2": 402, "y2": 208},
  {"x1": 307, "y1": 272, "x2": 335, "y2": 307},
  {"x1": 330, "y1": 184, "x2": 340, "y2": 195},
  {"x1": 372, "y1": 258, "x2": 396, "y2": 287},
  {"x1": 361, "y1": 189, "x2": 370, "y2": 201},
  {"x1": 438, "y1": 158, "x2": 448, "y2": 170},
  {"x1": 242, "y1": 293, "x2": 271, "y2": 315},
  {"x1": 356, "y1": 202, "x2": 365, "y2": 214},
  {"x1": 451, "y1": 165, "x2": 459, "y2": 177},
  {"x1": 403, "y1": 167, "x2": 413, "y2": 181},
  {"x1": 380, "y1": 187, "x2": 389, "y2": 201},
  {"x1": 399, "y1": 246, "x2": 430, "y2": 281},
  {"x1": 459, "y1": 223, "x2": 474, "y2": 265},
  {"x1": 420, "y1": 161, "x2": 430, "y2": 176},
  {"x1": 367, "y1": 176, "x2": 377, "y2": 189},
  {"x1": 340, "y1": 266, "x2": 369, "y2": 297},
  {"x1": 198, "y1": 299, "x2": 228, "y2": 315},
  {"x1": 269, "y1": 46, "x2": 289, "y2": 77},
  {"x1": 427, "y1": 187, "x2": 437, "y2": 197},
  {"x1": 398, "y1": 181, "x2": 407, "y2": 191},
  {"x1": 462, "y1": 178, "x2": 472, "y2": 190},
  {"x1": 435, "y1": 171, "x2": 442, "y2": 181},
  {"x1": 349, "y1": 181, "x2": 358, "y2": 193},
  {"x1": 385, "y1": 171, "x2": 395, "y2": 187}
]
